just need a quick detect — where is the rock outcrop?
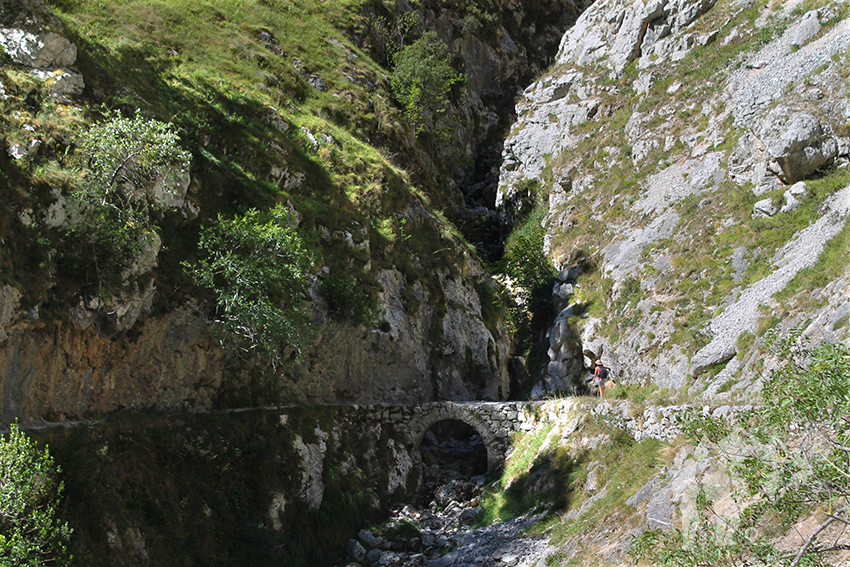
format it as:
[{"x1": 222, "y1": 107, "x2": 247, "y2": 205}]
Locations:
[
  {"x1": 0, "y1": 0, "x2": 83, "y2": 101},
  {"x1": 0, "y1": 0, "x2": 521, "y2": 421},
  {"x1": 496, "y1": 0, "x2": 850, "y2": 397}
]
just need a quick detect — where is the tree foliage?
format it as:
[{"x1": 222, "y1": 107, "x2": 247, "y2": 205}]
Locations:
[
  {"x1": 72, "y1": 110, "x2": 191, "y2": 271},
  {"x1": 0, "y1": 424, "x2": 72, "y2": 567},
  {"x1": 390, "y1": 32, "x2": 465, "y2": 134},
  {"x1": 185, "y1": 204, "x2": 312, "y2": 365},
  {"x1": 372, "y1": 11, "x2": 419, "y2": 68},
  {"x1": 633, "y1": 340, "x2": 850, "y2": 567}
]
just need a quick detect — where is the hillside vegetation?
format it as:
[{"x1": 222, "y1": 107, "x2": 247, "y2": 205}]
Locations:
[{"x1": 0, "y1": 0, "x2": 586, "y2": 417}]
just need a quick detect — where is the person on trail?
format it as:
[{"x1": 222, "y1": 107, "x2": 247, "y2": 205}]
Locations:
[{"x1": 594, "y1": 360, "x2": 614, "y2": 398}]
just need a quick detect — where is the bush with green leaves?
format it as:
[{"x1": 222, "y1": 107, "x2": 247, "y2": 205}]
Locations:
[
  {"x1": 501, "y1": 207, "x2": 556, "y2": 309},
  {"x1": 72, "y1": 110, "x2": 191, "y2": 273},
  {"x1": 0, "y1": 423, "x2": 72, "y2": 566},
  {"x1": 185, "y1": 204, "x2": 312, "y2": 365},
  {"x1": 390, "y1": 31, "x2": 465, "y2": 134},
  {"x1": 633, "y1": 340, "x2": 850, "y2": 567}
]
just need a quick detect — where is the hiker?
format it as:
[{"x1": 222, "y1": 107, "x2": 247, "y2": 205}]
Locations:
[{"x1": 593, "y1": 360, "x2": 615, "y2": 398}]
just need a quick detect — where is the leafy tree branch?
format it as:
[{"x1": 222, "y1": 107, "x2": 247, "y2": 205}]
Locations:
[{"x1": 185, "y1": 204, "x2": 313, "y2": 367}]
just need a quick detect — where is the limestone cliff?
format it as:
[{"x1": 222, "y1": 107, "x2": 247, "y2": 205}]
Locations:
[
  {"x1": 0, "y1": 0, "x2": 586, "y2": 421},
  {"x1": 497, "y1": 0, "x2": 850, "y2": 399}
]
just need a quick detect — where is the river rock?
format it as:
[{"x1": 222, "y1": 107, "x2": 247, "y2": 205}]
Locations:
[{"x1": 346, "y1": 539, "x2": 367, "y2": 561}]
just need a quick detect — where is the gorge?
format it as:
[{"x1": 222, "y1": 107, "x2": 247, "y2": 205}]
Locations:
[{"x1": 1, "y1": 0, "x2": 850, "y2": 565}]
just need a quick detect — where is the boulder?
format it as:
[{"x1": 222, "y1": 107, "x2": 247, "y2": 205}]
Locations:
[
  {"x1": 752, "y1": 198, "x2": 778, "y2": 218},
  {"x1": 754, "y1": 107, "x2": 837, "y2": 183},
  {"x1": 346, "y1": 539, "x2": 366, "y2": 562},
  {"x1": 780, "y1": 181, "x2": 809, "y2": 213},
  {"x1": 0, "y1": 27, "x2": 75, "y2": 67},
  {"x1": 791, "y1": 10, "x2": 821, "y2": 48},
  {"x1": 31, "y1": 67, "x2": 84, "y2": 100},
  {"x1": 359, "y1": 528, "x2": 383, "y2": 549}
]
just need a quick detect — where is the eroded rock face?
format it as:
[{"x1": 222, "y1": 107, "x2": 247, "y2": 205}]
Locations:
[
  {"x1": 557, "y1": 0, "x2": 717, "y2": 76},
  {"x1": 0, "y1": 258, "x2": 509, "y2": 421},
  {"x1": 381, "y1": 0, "x2": 586, "y2": 261},
  {"x1": 0, "y1": 0, "x2": 84, "y2": 99},
  {"x1": 497, "y1": 0, "x2": 850, "y2": 398}
]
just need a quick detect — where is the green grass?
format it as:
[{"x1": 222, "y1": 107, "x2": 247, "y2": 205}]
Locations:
[
  {"x1": 0, "y1": 0, "x2": 484, "y2": 321},
  {"x1": 476, "y1": 424, "x2": 568, "y2": 525},
  {"x1": 542, "y1": 432, "x2": 665, "y2": 546}
]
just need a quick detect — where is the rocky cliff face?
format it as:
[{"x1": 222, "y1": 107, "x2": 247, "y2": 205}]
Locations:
[
  {"x1": 497, "y1": 0, "x2": 850, "y2": 398},
  {"x1": 0, "y1": 0, "x2": 590, "y2": 422}
]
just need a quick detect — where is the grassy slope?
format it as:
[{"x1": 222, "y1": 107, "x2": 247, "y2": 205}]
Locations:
[
  {"x1": 1, "y1": 0, "x2": 468, "y2": 320},
  {"x1": 475, "y1": 399, "x2": 669, "y2": 566}
]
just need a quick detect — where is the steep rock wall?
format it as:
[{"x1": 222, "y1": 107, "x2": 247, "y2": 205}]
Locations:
[
  {"x1": 497, "y1": 0, "x2": 850, "y2": 397},
  {"x1": 0, "y1": 0, "x2": 536, "y2": 422},
  {"x1": 37, "y1": 408, "x2": 420, "y2": 566}
]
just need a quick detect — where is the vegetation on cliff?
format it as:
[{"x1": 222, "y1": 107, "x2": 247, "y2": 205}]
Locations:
[
  {"x1": 0, "y1": 424, "x2": 72, "y2": 566},
  {"x1": 2, "y1": 0, "x2": 542, "y2": 410},
  {"x1": 635, "y1": 340, "x2": 850, "y2": 567}
]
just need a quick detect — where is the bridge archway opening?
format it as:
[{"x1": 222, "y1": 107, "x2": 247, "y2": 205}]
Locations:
[{"x1": 417, "y1": 419, "x2": 488, "y2": 504}]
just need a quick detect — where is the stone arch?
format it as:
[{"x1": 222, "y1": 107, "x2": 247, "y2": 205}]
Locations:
[{"x1": 408, "y1": 403, "x2": 506, "y2": 472}]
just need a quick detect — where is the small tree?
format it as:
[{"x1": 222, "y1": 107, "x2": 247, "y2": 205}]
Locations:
[
  {"x1": 390, "y1": 32, "x2": 464, "y2": 134},
  {"x1": 72, "y1": 110, "x2": 191, "y2": 274},
  {"x1": 185, "y1": 204, "x2": 312, "y2": 366},
  {"x1": 372, "y1": 11, "x2": 419, "y2": 68},
  {"x1": 633, "y1": 340, "x2": 850, "y2": 567},
  {"x1": 0, "y1": 423, "x2": 72, "y2": 566}
]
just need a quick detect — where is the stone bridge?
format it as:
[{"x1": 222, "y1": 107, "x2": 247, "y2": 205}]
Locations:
[{"x1": 355, "y1": 401, "x2": 566, "y2": 471}]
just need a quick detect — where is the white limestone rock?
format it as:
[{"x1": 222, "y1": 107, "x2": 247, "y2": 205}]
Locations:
[
  {"x1": 791, "y1": 10, "x2": 821, "y2": 48},
  {"x1": 0, "y1": 28, "x2": 75, "y2": 67},
  {"x1": 293, "y1": 428, "x2": 328, "y2": 510},
  {"x1": 752, "y1": 197, "x2": 778, "y2": 218},
  {"x1": 753, "y1": 106, "x2": 837, "y2": 183},
  {"x1": 31, "y1": 67, "x2": 84, "y2": 100},
  {"x1": 556, "y1": 0, "x2": 717, "y2": 76}
]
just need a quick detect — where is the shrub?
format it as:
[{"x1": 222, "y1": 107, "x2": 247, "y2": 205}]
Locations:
[
  {"x1": 185, "y1": 204, "x2": 312, "y2": 365},
  {"x1": 0, "y1": 424, "x2": 72, "y2": 566},
  {"x1": 634, "y1": 340, "x2": 850, "y2": 567},
  {"x1": 71, "y1": 110, "x2": 190, "y2": 275},
  {"x1": 390, "y1": 32, "x2": 465, "y2": 134},
  {"x1": 501, "y1": 208, "x2": 556, "y2": 308}
]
